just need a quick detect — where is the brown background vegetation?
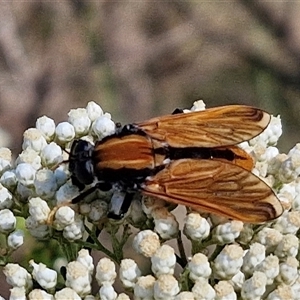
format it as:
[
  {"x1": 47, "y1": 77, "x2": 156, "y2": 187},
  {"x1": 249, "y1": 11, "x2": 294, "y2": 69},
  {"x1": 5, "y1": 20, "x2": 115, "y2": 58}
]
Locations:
[
  {"x1": 1, "y1": 0, "x2": 300, "y2": 297},
  {"x1": 1, "y1": 1, "x2": 300, "y2": 154}
]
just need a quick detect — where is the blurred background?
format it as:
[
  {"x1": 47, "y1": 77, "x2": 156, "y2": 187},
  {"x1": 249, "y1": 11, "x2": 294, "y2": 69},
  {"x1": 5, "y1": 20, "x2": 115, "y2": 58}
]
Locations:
[
  {"x1": 0, "y1": 1, "x2": 300, "y2": 154},
  {"x1": 1, "y1": 1, "x2": 300, "y2": 296}
]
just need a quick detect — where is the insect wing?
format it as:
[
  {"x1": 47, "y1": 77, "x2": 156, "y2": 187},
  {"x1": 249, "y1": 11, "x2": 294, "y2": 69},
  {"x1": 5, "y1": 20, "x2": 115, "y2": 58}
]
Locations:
[
  {"x1": 142, "y1": 159, "x2": 283, "y2": 223},
  {"x1": 136, "y1": 105, "x2": 270, "y2": 148},
  {"x1": 214, "y1": 145, "x2": 254, "y2": 171}
]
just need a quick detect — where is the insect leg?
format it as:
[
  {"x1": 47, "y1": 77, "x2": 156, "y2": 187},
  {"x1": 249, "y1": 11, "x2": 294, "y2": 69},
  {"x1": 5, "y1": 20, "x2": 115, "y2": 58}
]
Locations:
[
  {"x1": 118, "y1": 123, "x2": 140, "y2": 135},
  {"x1": 71, "y1": 182, "x2": 112, "y2": 204},
  {"x1": 114, "y1": 122, "x2": 123, "y2": 134},
  {"x1": 172, "y1": 108, "x2": 184, "y2": 115},
  {"x1": 107, "y1": 191, "x2": 135, "y2": 219}
]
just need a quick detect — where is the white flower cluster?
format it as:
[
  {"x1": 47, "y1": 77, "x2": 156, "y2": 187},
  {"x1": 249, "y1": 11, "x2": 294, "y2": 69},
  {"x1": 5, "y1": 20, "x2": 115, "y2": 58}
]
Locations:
[
  {"x1": 1, "y1": 100, "x2": 300, "y2": 299},
  {"x1": 0, "y1": 101, "x2": 116, "y2": 246}
]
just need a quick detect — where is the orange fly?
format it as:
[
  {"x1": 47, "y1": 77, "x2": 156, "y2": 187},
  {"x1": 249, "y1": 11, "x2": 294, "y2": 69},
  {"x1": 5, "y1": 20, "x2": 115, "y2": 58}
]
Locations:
[{"x1": 68, "y1": 105, "x2": 283, "y2": 223}]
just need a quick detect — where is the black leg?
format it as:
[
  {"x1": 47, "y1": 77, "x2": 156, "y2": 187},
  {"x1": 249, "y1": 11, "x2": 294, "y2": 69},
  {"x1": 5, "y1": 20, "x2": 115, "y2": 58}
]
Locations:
[
  {"x1": 115, "y1": 122, "x2": 123, "y2": 134},
  {"x1": 107, "y1": 191, "x2": 135, "y2": 219},
  {"x1": 172, "y1": 108, "x2": 184, "y2": 115},
  {"x1": 71, "y1": 182, "x2": 112, "y2": 204}
]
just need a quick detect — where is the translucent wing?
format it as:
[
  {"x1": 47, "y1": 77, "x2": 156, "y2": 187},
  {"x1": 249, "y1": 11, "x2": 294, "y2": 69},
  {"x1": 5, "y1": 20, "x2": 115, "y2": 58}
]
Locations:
[
  {"x1": 136, "y1": 105, "x2": 270, "y2": 148},
  {"x1": 142, "y1": 159, "x2": 283, "y2": 223}
]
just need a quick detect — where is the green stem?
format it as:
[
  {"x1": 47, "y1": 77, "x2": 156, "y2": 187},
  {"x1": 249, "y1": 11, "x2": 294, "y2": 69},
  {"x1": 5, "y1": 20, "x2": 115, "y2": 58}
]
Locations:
[
  {"x1": 209, "y1": 244, "x2": 224, "y2": 261},
  {"x1": 84, "y1": 225, "x2": 120, "y2": 263},
  {"x1": 60, "y1": 239, "x2": 78, "y2": 262},
  {"x1": 179, "y1": 267, "x2": 192, "y2": 291},
  {"x1": 109, "y1": 223, "x2": 131, "y2": 263}
]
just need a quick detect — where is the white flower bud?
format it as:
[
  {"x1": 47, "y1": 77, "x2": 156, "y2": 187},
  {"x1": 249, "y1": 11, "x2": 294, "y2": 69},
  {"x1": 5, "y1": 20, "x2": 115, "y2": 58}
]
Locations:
[
  {"x1": 79, "y1": 202, "x2": 91, "y2": 215},
  {"x1": 1, "y1": 170, "x2": 17, "y2": 189},
  {"x1": 0, "y1": 209, "x2": 16, "y2": 233},
  {"x1": 274, "y1": 233, "x2": 299, "y2": 258},
  {"x1": 22, "y1": 128, "x2": 47, "y2": 152},
  {"x1": 229, "y1": 271, "x2": 245, "y2": 292},
  {"x1": 127, "y1": 196, "x2": 147, "y2": 225},
  {"x1": 241, "y1": 271, "x2": 267, "y2": 300},
  {"x1": 116, "y1": 293, "x2": 130, "y2": 300},
  {"x1": 30, "y1": 260, "x2": 57, "y2": 290},
  {"x1": 151, "y1": 245, "x2": 176, "y2": 276},
  {"x1": 40, "y1": 142, "x2": 63, "y2": 167},
  {"x1": 215, "y1": 280, "x2": 237, "y2": 300},
  {"x1": 192, "y1": 277, "x2": 216, "y2": 300},
  {"x1": 16, "y1": 148, "x2": 42, "y2": 170},
  {"x1": 134, "y1": 275, "x2": 155, "y2": 300},
  {"x1": 91, "y1": 115, "x2": 115, "y2": 139},
  {"x1": 55, "y1": 122, "x2": 75, "y2": 144},
  {"x1": 63, "y1": 216, "x2": 84, "y2": 241},
  {"x1": 188, "y1": 253, "x2": 212, "y2": 282},
  {"x1": 65, "y1": 261, "x2": 91, "y2": 297},
  {"x1": 153, "y1": 274, "x2": 180, "y2": 300},
  {"x1": 52, "y1": 257, "x2": 68, "y2": 275},
  {"x1": 278, "y1": 144, "x2": 300, "y2": 183},
  {"x1": 253, "y1": 161, "x2": 268, "y2": 178},
  {"x1": 277, "y1": 183, "x2": 295, "y2": 210},
  {"x1": 25, "y1": 216, "x2": 50, "y2": 239},
  {"x1": 85, "y1": 296, "x2": 96, "y2": 300},
  {"x1": 242, "y1": 243, "x2": 266, "y2": 277},
  {"x1": 95, "y1": 257, "x2": 117, "y2": 286},
  {"x1": 268, "y1": 153, "x2": 287, "y2": 176},
  {"x1": 88, "y1": 199, "x2": 108, "y2": 222},
  {"x1": 291, "y1": 276, "x2": 300, "y2": 299},
  {"x1": 53, "y1": 206, "x2": 75, "y2": 230},
  {"x1": 183, "y1": 212, "x2": 210, "y2": 241},
  {"x1": 276, "y1": 256, "x2": 299, "y2": 285},
  {"x1": 15, "y1": 163, "x2": 36, "y2": 186},
  {"x1": 119, "y1": 259, "x2": 142, "y2": 288},
  {"x1": 213, "y1": 244, "x2": 243, "y2": 280},
  {"x1": 68, "y1": 108, "x2": 91, "y2": 136},
  {"x1": 86, "y1": 101, "x2": 104, "y2": 121},
  {"x1": 99, "y1": 282, "x2": 117, "y2": 300},
  {"x1": 0, "y1": 147, "x2": 12, "y2": 174},
  {"x1": 273, "y1": 210, "x2": 300, "y2": 234},
  {"x1": 254, "y1": 227, "x2": 283, "y2": 252},
  {"x1": 256, "y1": 255, "x2": 279, "y2": 285},
  {"x1": 76, "y1": 249, "x2": 94, "y2": 277},
  {"x1": 9, "y1": 286, "x2": 26, "y2": 300},
  {"x1": 17, "y1": 182, "x2": 34, "y2": 200},
  {"x1": 54, "y1": 287, "x2": 81, "y2": 300},
  {"x1": 28, "y1": 197, "x2": 51, "y2": 224},
  {"x1": 249, "y1": 115, "x2": 282, "y2": 147},
  {"x1": 34, "y1": 169, "x2": 57, "y2": 199},
  {"x1": 7, "y1": 230, "x2": 24, "y2": 249},
  {"x1": 174, "y1": 291, "x2": 195, "y2": 300},
  {"x1": 142, "y1": 195, "x2": 167, "y2": 216},
  {"x1": 191, "y1": 100, "x2": 206, "y2": 111},
  {"x1": 36, "y1": 116, "x2": 56, "y2": 142},
  {"x1": 212, "y1": 220, "x2": 243, "y2": 244},
  {"x1": 53, "y1": 164, "x2": 69, "y2": 187},
  {"x1": 3, "y1": 263, "x2": 32, "y2": 289},
  {"x1": 256, "y1": 146, "x2": 279, "y2": 162},
  {"x1": 55, "y1": 181, "x2": 79, "y2": 204},
  {"x1": 152, "y1": 207, "x2": 179, "y2": 239},
  {"x1": 0, "y1": 183, "x2": 13, "y2": 209},
  {"x1": 278, "y1": 159, "x2": 298, "y2": 183},
  {"x1": 266, "y1": 285, "x2": 293, "y2": 300},
  {"x1": 28, "y1": 289, "x2": 54, "y2": 300},
  {"x1": 133, "y1": 230, "x2": 160, "y2": 258}
]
